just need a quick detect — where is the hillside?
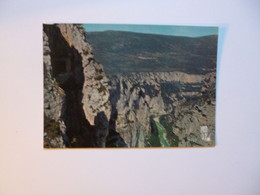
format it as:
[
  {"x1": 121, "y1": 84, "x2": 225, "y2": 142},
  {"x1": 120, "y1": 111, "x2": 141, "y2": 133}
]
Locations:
[{"x1": 85, "y1": 31, "x2": 218, "y2": 75}]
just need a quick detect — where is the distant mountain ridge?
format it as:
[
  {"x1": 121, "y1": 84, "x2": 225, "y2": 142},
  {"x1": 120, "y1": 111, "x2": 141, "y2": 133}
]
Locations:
[{"x1": 85, "y1": 30, "x2": 218, "y2": 75}]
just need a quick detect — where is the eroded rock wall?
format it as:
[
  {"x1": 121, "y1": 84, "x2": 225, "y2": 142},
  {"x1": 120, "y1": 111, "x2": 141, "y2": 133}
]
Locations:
[
  {"x1": 43, "y1": 24, "x2": 111, "y2": 147},
  {"x1": 107, "y1": 71, "x2": 215, "y2": 147}
]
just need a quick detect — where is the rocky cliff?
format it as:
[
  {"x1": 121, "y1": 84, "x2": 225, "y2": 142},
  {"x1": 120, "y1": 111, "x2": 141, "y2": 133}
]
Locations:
[
  {"x1": 44, "y1": 24, "x2": 112, "y2": 147},
  {"x1": 43, "y1": 24, "x2": 216, "y2": 148},
  {"x1": 107, "y1": 71, "x2": 215, "y2": 147}
]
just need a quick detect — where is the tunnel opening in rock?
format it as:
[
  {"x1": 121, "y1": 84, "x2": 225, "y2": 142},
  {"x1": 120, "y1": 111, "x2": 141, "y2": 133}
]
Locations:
[{"x1": 52, "y1": 58, "x2": 74, "y2": 76}]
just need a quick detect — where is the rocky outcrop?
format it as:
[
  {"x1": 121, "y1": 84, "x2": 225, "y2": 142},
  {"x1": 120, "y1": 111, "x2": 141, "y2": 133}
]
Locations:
[
  {"x1": 107, "y1": 71, "x2": 215, "y2": 147},
  {"x1": 159, "y1": 71, "x2": 216, "y2": 147},
  {"x1": 43, "y1": 29, "x2": 66, "y2": 148},
  {"x1": 43, "y1": 24, "x2": 111, "y2": 147}
]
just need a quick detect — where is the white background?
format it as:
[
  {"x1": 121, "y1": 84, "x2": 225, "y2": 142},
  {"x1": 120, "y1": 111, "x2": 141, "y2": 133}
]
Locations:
[{"x1": 0, "y1": 0, "x2": 260, "y2": 194}]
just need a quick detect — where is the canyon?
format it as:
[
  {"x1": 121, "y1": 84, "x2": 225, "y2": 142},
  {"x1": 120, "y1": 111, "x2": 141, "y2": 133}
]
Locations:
[{"x1": 43, "y1": 24, "x2": 216, "y2": 148}]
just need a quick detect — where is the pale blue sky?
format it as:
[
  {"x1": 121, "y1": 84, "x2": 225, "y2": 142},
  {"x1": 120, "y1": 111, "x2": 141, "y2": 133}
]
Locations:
[{"x1": 84, "y1": 24, "x2": 218, "y2": 37}]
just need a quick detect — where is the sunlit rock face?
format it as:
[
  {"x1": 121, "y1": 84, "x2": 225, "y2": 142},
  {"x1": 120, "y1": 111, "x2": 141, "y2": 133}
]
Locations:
[{"x1": 107, "y1": 71, "x2": 215, "y2": 147}]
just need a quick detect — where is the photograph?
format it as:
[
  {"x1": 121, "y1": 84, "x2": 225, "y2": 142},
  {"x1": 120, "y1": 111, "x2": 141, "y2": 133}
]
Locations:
[{"x1": 43, "y1": 23, "x2": 218, "y2": 148}]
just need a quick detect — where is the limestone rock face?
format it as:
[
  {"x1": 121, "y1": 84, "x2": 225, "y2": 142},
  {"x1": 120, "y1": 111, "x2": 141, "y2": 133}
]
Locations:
[
  {"x1": 55, "y1": 24, "x2": 111, "y2": 125},
  {"x1": 107, "y1": 71, "x2": 215, "y2": 147},
  {"x1": 158, "y1": 72, "x2": 216, "y2": 147},
  {"x1": 81, "y1": 60, "x2": 111, "y2": 126},
  {"x1": 108, "y1": 74, "x2": 165, "y2": 147},
  {"x1": 43, "y1": 24, "x2": 111, "y2": 147},
  {"x1": 43, "y1": 30, "x2": 66, "y2": 148}
]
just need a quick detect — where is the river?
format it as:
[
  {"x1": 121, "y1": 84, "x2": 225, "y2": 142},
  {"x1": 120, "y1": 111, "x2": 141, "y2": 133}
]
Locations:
[{"x1": 153, "y1": 116, "x2": 169, "y2": 147}]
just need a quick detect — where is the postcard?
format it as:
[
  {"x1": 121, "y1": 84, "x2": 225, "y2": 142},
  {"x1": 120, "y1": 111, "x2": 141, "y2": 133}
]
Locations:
[{"x1": 43, "y1": 23, "x2": 218, "y2": 148}]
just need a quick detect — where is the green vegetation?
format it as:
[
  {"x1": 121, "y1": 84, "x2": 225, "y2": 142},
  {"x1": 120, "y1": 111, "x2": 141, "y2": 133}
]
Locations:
[
  {"x1": 82, "y1": 49, "x2": 89, "y2": 55},
  {"x1": 44, "y1": 114, "x2": 61, "y2": 148},
  {"x1": 154, "y1": 121, "x2": 169, "y2": 147},
  {"x1": 160, "y1": 81, "x2": 181, "y2": 105},
  {"x1": 75, "y1": 24, "x2": 87, "y2": 41},
  {"x1": 53, "y1": 81, "x2": 65, "y2": 96},
  {"x1": 145, "y1": 118, "x2": 161, "y2": 147},
  {"x1": 85, "y1": 31, "x2": 218, "y2": 75},
  {"x1": 127, "y1": 119, "x2": 134, "y2": 123},
  {"x1": 75, "y1": 24, "x2": 85, "y2": 32},
  {"x1": 160, "y1": 115, "x2": 179, "y2": 146},
  {"x1": 94, "y1": 74, "x2": 103, "y2": 80},
  {"x1": 161, "y1": 81, "x2": 181, "y2": 94},
  {"x1": 97, "y1": 84, "x2": 106, "y2": 93},
  {"x1": 190, "y1": 141, "x2": 203, "y2": 147},
  {"x1": 96, "y1": 68, "x2": 103, "y2": 74}
]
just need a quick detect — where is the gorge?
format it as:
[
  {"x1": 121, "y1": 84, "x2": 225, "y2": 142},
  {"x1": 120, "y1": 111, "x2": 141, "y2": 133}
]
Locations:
[{"x1": 43, "y1": 24, "x2": 217, "y2": 148}]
